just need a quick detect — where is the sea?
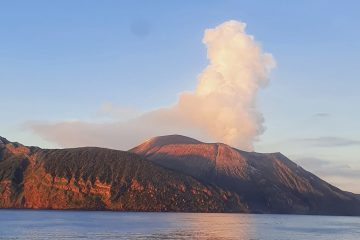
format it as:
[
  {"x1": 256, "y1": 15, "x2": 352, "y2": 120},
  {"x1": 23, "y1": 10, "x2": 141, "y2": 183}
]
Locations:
[{"x1": 0, "y1": 210, "x2": 359, "y2": 239}]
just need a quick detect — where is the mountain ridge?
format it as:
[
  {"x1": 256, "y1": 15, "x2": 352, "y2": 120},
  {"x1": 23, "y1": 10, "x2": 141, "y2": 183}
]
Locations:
[
  {"x1": 131, "y1": 134, "x2": 360, "y2": 215},
  {"x1": 1, "y1": 134, "x2": 359, "y2": 215},
  {"x1": 0, "y1": 137, "x2": 246, "y2": 212}
]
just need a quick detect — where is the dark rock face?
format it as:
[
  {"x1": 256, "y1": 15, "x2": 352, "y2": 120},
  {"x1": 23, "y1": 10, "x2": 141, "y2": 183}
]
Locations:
[
  {"x1": 1, "y1": 134, "x2": 359, "y2": 215},
  {"x1": 0, "y1": 138, "x2": 245, "y2": 212},
  {"x1": 131, "y1": 135, "x2": 360, "y2": 216}
]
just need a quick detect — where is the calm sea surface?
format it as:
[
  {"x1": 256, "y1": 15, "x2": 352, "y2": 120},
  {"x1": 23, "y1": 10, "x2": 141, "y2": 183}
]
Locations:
[{"x1": 0, "y1": 210, "x2": 359, "y2": 240}]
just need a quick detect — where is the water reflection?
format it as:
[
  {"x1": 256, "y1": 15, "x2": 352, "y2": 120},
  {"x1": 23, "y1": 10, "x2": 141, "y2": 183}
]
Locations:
[
  {"x1": 166, "y1": 213, "x2": 252, "y2": 239},
  {"x1": 0, "y1": 210, "x2": 359, "y2": 240}
]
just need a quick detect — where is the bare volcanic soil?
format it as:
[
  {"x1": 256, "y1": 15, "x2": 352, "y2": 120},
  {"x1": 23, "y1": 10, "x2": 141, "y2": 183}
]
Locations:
[
  {"x1": 131, "y1": 135, "x2": 360, "y2": 216},
  {"x1": 1, "y1": 135, "x2": 360, "y2": 215},
  {"x1": 0, "y1": 137, "x2": 245, "y2": 212}
]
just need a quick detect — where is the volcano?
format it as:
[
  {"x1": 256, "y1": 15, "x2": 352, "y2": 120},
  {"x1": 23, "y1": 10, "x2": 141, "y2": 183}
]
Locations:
[
  {"x1": 0, "y1": 135, "x2": 359, "y2": 215},
  {"x1": 131, "y1": 135, "x2": 360, "y2": 215}
]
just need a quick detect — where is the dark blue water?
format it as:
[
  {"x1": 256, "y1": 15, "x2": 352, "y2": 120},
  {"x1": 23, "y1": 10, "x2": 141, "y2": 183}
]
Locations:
[{"x1": 0, "y1": 210, "x2": 359, "y2": 239}]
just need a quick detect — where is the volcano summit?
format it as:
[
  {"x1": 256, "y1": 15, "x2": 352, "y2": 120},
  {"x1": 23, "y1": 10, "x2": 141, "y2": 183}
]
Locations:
[{"x1": 0, "y1": 135, "x2": 359, "y2": 215}]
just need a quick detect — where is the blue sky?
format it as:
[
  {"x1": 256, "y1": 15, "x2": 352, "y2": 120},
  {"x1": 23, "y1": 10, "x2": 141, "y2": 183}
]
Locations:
[{"x1": 1, "y1": 1, "x2": 359, "y2": 192}]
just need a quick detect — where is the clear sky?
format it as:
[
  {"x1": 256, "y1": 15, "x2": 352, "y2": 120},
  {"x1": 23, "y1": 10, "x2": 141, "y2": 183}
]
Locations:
[{"x1": 1, "y1": 0, "x2": 359, "y2": 192}]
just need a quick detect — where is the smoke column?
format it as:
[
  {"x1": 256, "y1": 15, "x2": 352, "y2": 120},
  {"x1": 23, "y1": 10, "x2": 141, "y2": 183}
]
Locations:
[
  {"x1": 31, "y1": 20, "x2": 276, "y2": 151},
  {"x1": 174, "y1": 20, "x2": 276, "y2": 150}
]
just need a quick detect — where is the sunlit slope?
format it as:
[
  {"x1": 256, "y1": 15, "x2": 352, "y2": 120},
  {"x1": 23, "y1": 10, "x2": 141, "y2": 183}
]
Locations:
[
  {"x1": 131, "y1": 135, "x2": 360, "y2": 215},
  {"x1": 0, "y1": 136, "x2": 246, "y2": 212}
]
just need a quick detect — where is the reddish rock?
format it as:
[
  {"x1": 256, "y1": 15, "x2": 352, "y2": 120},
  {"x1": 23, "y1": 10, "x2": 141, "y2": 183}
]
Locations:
[
  {"x1": 0, "y1": 137, "x2": 245, "y2": 212},
  {"x1": 1, "y1": 134, "x2": 360, "y2": 215},
  {"x1": 131, "y1": 135, "x2": 360, "y2": 215}
]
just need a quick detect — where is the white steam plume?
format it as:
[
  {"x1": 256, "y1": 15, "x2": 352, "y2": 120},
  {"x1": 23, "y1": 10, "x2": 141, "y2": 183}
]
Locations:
[
  {"x1": 30, "y1": 20, "x2": 276, "y2": 151},
  {"x1": 175, "y1": 20, "x2": 275, "y2": 150}
]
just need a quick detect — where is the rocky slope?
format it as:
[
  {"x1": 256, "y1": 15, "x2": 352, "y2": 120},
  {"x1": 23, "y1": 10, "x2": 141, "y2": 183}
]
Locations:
[
  {"x1": 0, "y1": 136, "x2": 245, "y2": 212},
  {"x1": 1, "y1": 135, "x2": 359, "y2": 215},
  {"x1": 131, "y1": 135, "x2": 360, "y2": 215}
]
